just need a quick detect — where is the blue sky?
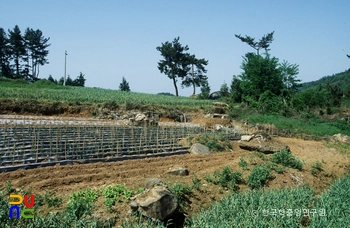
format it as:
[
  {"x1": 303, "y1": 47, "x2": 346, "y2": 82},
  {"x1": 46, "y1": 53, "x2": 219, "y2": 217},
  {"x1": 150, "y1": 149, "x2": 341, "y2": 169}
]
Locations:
[{"x1": 2, "y1": 0, "x2": 350, "y2": 96}]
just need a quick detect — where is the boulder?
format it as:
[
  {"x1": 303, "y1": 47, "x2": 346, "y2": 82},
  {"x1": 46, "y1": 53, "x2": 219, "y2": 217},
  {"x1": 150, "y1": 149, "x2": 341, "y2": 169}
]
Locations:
[
  {"x1": 130, "y1": 186, "x2": 178, "y2": 221},
  {"x1": 209, "y1": 91, "x2": 221, "y2": 100},
  {"x1": 167, "y1": 168, "x2": 189, "y2": 176},
  {"x1": 189, "y1": 143, "x2": 210, "y2": 155},
  {"x1": 241, "y1": 135, "x2": 253, "y2": 141},
  {"x1": 239, "y1": 133, "x2": 290, "y2": 154},
  {"x1": 145, "y1": 178, "x2": 165, "y2": 189}
]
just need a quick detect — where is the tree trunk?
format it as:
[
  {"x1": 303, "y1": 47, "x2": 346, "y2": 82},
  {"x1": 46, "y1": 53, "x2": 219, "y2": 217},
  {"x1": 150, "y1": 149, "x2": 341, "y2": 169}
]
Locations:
[{"x1": 172, "y1": 77, "x2": 179, "y2": 96}]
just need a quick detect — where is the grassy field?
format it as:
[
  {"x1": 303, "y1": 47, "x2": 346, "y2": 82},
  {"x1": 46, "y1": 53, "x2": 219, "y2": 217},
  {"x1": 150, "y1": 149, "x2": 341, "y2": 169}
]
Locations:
[{"x1": 0, "y1": 78, "x2": 212, "y2": 109}]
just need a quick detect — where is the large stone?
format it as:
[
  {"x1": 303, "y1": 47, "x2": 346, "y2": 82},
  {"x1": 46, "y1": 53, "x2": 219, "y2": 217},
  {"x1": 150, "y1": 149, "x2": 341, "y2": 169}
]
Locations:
[
  {"x1": 130, "y1": 186, "x2": 178, "y2": 221},
  {"x1": 209, "y1": 91, "x2": 221, "y2": 100},
  {"x1": 189, "y1": 143, "x2": 210, "y2": 155},
  {"x1": 145, "y1": 178, "x2": 164, "y2": 189},
  {"x1": 239, "y1": 133, "x2": 290, "y2": 154},
  {"x1": 167, "y1": 167, "x2": 189, "y2": 176}
]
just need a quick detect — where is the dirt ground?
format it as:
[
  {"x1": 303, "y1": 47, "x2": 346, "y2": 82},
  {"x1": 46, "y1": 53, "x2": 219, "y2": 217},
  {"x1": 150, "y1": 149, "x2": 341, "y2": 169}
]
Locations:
[{"x1": 0, "y1": 114, "x2": 349, "y2": 226}]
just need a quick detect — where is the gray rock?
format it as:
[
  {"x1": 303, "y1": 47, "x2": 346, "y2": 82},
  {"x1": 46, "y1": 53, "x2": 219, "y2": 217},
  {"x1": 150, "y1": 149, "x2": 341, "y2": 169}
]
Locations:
[
  {"x1": 145, "y1": 178, "x2": 164, "y2": 189},
  {"x1": 130, "y1": 186, "x2": 178, "y2": 221},
  {"x1": 209, "y1": 91, "x2": 221, "y2": 99},
  {"x1": 239, "y1": 133, "x2": 290, "y2": 154},
  {"x1": 189, "y1": 143, "x2": 210, "y2": 155},
  {"x1": 167, "y1": 168, "x2": 189, "y2": 176}
]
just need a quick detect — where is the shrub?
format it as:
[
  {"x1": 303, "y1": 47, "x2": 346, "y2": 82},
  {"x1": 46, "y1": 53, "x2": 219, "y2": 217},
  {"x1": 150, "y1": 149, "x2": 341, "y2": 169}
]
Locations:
[
  {"x1": 270, "y1": 150, "x2": 303, "y2": 170},
  {"x1": 205, "y1": 166, "x2": 243, "y2": 190},
  {"x1": 247, "y1": 164, "x2": 272, "y2": 189}
]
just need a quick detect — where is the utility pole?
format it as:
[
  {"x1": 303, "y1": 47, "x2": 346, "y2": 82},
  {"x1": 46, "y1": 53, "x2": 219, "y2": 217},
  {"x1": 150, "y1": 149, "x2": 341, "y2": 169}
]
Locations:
[{"x1": 64, "y1": 50, "x2": 67, "y2": 86}]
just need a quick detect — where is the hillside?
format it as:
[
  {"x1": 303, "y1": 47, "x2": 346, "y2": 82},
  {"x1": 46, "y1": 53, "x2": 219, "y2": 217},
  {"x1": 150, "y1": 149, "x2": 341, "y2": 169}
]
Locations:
[{"x1": 300, "y1": 69, "x2": 350, "y2": 91}]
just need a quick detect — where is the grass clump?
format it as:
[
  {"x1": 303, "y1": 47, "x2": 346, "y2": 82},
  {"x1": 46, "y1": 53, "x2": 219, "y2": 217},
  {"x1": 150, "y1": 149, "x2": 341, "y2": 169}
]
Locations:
[
  {"x1": 188, "y1": 134, "x2": 232, "y2": 152},
  {"x1": 204, "y1": 166, "x2": 243, "y2": 190},
  {"x1": 311, "y1": 162, "x2": 323, "y2": 176},
  {"x1": 270, "y1": 150, "x2": 303, "y2": 170},
  {"x1": 247, "y1": 163, "x2": 272, "y2": 189}
]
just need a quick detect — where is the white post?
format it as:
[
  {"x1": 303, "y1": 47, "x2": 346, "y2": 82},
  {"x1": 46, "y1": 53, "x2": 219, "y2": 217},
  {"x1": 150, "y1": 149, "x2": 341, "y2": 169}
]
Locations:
[{"x1": 64, "y1": 50, "x2": 67, "y2": 86}]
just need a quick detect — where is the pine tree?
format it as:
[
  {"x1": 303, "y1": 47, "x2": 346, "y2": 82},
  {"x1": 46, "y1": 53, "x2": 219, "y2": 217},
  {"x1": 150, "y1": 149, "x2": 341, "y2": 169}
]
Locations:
[
  {"x1": 24, "y1": 28, "x2": 50, "y2": 81},
  {"x1": 181, "y1": 54, "x2": 209, "y2": 95},
  {"x1": 119, "y1": 77, "x2": 130, "y2": 92},
  {"x1": 156, "y1": 37, "x2": 190, "y2": 96},
  {"x1": 8, "y1": 25, "x2": 26, "y2": 78},
  {"x1": 0, "y1": 28, "x2": 11, "y2": 77}
]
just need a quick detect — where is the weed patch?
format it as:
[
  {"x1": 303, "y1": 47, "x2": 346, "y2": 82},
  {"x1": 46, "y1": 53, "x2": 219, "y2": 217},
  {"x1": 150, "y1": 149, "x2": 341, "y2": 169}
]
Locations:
[{"x1": 270, "y1": 150, "x2": 303, "y2": 170}]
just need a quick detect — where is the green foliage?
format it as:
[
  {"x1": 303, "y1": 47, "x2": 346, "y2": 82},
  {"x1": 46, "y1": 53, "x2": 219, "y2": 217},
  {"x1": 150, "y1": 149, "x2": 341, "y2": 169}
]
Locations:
[
  {"x1": 69, "y1": 188, "x2": 98, "y2": 204},
  {"x1": 205, "y1": 166, "x2": 243, "y2": 190},
  {"x1": 230, "y1": 75, "x2": 243, "y2": 103},
  {"x1": 66, "y1": 197, "x2": 94, "y2": 220},
  {"x1": 270, "y1": 150, "x2": 303, "y2": 170},
  {"x1": 246, "y1": 114, "x2": 350, "y2": 136},
  {"x1": 258, "y1": 90, "x2": 283, "y2": 114},
  {"x1": 101, "y1": 184, "x2": 132, "y2": 212},
  {"x1": 157, "y1": 92, "x2": 175, "y2": 96},
  {"x1": 181, "y1": 55, "x2": 209, "y2": 95},
  {"x1": 198, "y1": 78, "x2": 210, "y2": 99},
  {"x1": 238, "y1": 156, "x2": 248, "y2": 167},
  {"x1": 190, "y1": 134, "x2": 232, "y2": 152},
  {"x1": 0, "y1": 80, "x2": 213, "y2": 109},
  {"x1": 247, "y1": 163, "x2": 272, "y2": 189},
  {"x1": 235, "y1": 31, "x2": 274, "y2": 55},
  {"x1": 169, "y1": 182, "x2": 193, "y2": 202},
  {"x1": 156, "y1": 37, "x2": 190, "y2": 96},
  {"x1": 2, "y1": 25, "x2": 50, "y2": 81},
  {"x1": 311, "y1": 175, "x2": 350, "y2": 227},
  {"x1": 300, "y1": 69, "x2": 350, "y2": 92},
  {"x1": 44, "y1": 190, "x2": 63, "y2": 208},
  {"x1": 187, "y1": 184, "x2": 322, "y2": 227},
  {"x1": 219, "y1": 82, "x2": 230, "y2": 98},
  {"x1": 119, "y1": 76, "x2": 131, "y2": 92}
]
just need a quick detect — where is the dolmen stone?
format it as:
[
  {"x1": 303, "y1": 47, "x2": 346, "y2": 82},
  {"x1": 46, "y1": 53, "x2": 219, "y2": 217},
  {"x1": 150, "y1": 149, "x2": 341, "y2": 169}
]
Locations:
[
  {"x1": 130, "y1": 185, "x2": 178, "y2": 221},
  {"x1": 189, "y1": 143, "x2": 210, "y2": 155},
  {"x1": 239, "y1": 132, "x2": 290, "y2": 154}
]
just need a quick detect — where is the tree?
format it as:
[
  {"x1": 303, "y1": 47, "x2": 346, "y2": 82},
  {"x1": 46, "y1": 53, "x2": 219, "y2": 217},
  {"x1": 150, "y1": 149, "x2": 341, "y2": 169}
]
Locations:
[
  {"x1": 230, "y1": 75, "x2": 243, "y2": 103},
  {"x1": 48, "y1": 75, "x2": 57, "y2": 84},
  {"x1": 156, "y1": 37, "x2": 191, "y2": 96},
  {"x1": 73, "y1": 72, "x2": 86, "y2": 87},
  {"x1": 235, "y1": 31, "x2": 274, "y2": 55},
  {"x1": 181, "y1": 54, "x2": 209, "y2": 95},
  {"x1": 219, "y1": 82, "x2": 230, "y2": 98},
  {"x1": 240, "y1": 52, "x2": 283, "y2": 101},
  {"x1": 0, "y1": 28, "x2": 11, "y2": 77},
  {"x1": 24, "y1": 28, "x2": 50, "y2": 81},
  {"x1": 7, "y1": 25, "x2": 26, "y2": 78},
  {"x1": 119, "y1": 77, "x2": 130, "y2": 92},
  {"x1": 198, "y1": 78, "x2": 210, "y2": 99}
]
